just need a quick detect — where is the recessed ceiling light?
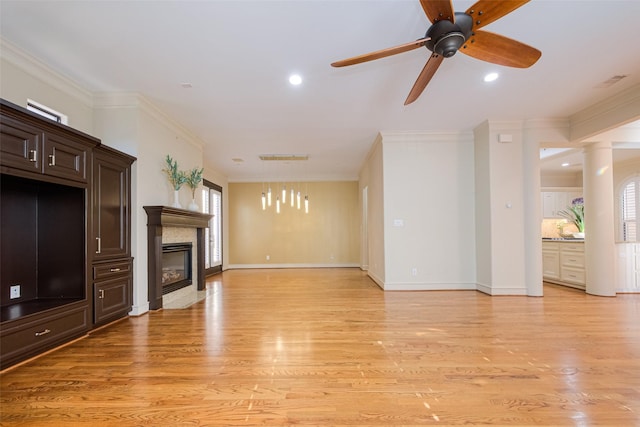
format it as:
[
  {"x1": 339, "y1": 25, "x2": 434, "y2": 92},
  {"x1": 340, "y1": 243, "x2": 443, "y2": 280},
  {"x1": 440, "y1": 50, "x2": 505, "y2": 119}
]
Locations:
[
  {"x1": 289, "y1": 74, "x2": 302, "y2": 85},
  {"x1": 561, "y1": 162, "x2": 570, "y2": 167},
  {"x1": 484, "y1": 72, "x2": 499, "y2": 82},
  {"x1": 180, "y1": 82, "x2": 193, "y2": 88}
]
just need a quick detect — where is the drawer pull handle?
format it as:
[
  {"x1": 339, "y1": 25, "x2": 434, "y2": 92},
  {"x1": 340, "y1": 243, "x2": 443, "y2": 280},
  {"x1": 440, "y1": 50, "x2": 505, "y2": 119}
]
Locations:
[
  {"x1": 35, "y1": 329, "x2": 51, "y2": 337},
  {"x1": 48, "y1": 154, "x2": 55, "y2": 166},
  {"x1": 29, "y1": 149, "x2": 37, "y2": 162},
  {"x1": 98, "y1": 289, "x2": 105, "y2": 299},
  {"x1": 96, "y1": 237, "x2": 101, "y2": 254},
  {"x1": 109, "y1": 268, "x2": 121, "y2": 272}
]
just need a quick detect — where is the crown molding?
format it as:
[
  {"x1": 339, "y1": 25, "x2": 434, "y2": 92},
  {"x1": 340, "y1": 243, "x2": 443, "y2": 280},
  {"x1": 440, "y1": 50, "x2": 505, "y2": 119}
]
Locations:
[
  {"x1": 93, "y1": 92, "x2": 204, "y2": 151},
  {"x1": 379, "y1": 130, "x2": 474, "y2": 144},
  {"x1": 0, "y1": 37, "x2": 93, "y2": 107},
  {"x1": 570, "y1": 83, "x2": 640, "y2": 142}
]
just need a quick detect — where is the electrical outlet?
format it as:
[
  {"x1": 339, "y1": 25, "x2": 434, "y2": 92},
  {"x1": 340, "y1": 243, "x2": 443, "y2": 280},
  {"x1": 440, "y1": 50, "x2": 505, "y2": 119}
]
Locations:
[
  {"x1": 411, "y1": 268, "x2": 418, "y2": 277},
  {"x1": 266, "y1": 255, "x2": 270, "y2": 261},
  {"x1": 10, "y1": 284, "x2": 21, "y2": 299}
]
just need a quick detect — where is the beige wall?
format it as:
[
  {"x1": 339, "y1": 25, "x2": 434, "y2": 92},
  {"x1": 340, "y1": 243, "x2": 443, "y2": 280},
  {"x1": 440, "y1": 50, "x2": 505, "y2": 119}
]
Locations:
[{"x1": 228, "y1": 181, "x2": 359, "y2": 266}]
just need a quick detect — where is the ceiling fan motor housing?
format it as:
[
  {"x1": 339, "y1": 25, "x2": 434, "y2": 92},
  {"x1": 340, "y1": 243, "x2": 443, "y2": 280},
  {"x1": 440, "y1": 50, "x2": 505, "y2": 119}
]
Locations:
[{"x1": 424, "y1": 12, "x2": 473, "y2": 57}]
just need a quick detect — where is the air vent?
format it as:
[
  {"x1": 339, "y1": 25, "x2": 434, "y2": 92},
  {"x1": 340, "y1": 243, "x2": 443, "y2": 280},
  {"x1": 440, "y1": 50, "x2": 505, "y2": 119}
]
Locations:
[
  {"x1": 259, "y1": 155, "x2": 308, "y2": 161},
  {"x1": 595, "y1": 75, "x2": 628, "y2": 89}
]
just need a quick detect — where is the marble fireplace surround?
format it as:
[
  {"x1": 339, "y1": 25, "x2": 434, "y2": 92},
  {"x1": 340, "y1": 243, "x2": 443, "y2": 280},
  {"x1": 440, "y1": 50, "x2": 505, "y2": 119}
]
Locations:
[{"x1": 143, "y1": 206, "x2": 212, "y2": 310}]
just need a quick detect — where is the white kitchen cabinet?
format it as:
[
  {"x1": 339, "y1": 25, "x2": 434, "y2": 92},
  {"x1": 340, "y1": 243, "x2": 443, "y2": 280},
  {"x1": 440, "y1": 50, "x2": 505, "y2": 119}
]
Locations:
[
  {"x1": 542, "y1": 242, "x2": 560, "y2": 280},
  {"x1": 542, "y1": 240, "x2": 585, "y2": 290},
  {"x1": 541, "y1": 190, "x2": 582, "y2": 219}
]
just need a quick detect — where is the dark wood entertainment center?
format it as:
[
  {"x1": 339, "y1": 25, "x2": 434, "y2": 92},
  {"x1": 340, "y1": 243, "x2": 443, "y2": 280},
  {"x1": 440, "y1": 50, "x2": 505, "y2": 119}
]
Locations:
[{"x1": 0, "y1": 99, "x2": 135, "y2": 369}]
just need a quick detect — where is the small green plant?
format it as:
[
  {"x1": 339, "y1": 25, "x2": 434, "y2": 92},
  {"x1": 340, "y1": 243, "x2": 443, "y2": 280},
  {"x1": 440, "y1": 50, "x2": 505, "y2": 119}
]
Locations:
[
  {"x1": 163, "y1": 155, "x2": 187, "y2": 190},
  {"x1": 559, "y1": 197, "x2": 584, "y2": 233},
  {"x1": 185, "y1": 167, "x2": 204, "y2": 198}
]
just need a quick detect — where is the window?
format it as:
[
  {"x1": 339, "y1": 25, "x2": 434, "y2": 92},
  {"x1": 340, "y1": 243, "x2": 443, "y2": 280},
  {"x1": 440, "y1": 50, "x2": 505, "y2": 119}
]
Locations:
[
  {"x1": 621, "y1": 177, "x2": 639, "y2": 242},
  {"x1": 27, "y1": 99, "x2": 68, "y2": 124},
  {"x1": 202, "y1": 179, "x2": 222, "y2": 274}
]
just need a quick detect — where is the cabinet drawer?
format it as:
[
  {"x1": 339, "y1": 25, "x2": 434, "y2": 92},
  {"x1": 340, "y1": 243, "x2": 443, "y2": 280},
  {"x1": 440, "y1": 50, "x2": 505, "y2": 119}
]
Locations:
[
  {"x1": 93, "y1": 259, "x2": 132, "y2": 280},
  {"x1": 42, "y1": 133, "x2": 88, "y2": 183},
  {"x1": 561, "y1": 267, "x2": 586, "y2": 285},
  {"x1": 561, "y1": 242, "x2": 584, "y2": 253},
  {"x1": 1, "y1": 306, "x2": 89, "y2": 367},
  {"x1": 561, "y1": 252, "x2": 585, "y2": 268}
]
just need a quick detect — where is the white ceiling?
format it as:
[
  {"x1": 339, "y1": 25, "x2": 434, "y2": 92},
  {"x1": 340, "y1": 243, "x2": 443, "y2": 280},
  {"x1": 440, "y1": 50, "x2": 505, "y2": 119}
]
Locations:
[{"x1": 1, "y1": 0, "x2": 639, "y2": 181}]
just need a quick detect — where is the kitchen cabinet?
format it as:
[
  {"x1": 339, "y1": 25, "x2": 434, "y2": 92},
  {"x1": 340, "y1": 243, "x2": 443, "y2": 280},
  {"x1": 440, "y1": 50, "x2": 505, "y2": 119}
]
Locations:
[
  {"x1": 542, "y1": 240, "x2": 585, "y2": 290},
  {"x1": 542, "y1": 244, "x2": 560, "y2": 280},
  {"x1": 541, "y1": 190, "x2": 582, "y2": 219}
]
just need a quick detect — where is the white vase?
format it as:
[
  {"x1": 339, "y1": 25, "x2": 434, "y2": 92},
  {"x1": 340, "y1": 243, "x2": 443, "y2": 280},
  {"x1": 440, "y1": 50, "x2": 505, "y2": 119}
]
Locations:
[
  {"x1": 573, "y1": 232, "x2": 585, "y2": 239},
  {"x1": 188, "y1": 199, "x2": 199, "y2": 212},
  {"x1": 172, "y1": 190, "x2": 182, "y2": 208}
]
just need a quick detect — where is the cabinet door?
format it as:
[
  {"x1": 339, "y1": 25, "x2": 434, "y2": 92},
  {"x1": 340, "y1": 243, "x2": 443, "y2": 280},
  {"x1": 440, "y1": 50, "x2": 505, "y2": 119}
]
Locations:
[
  {"x1": 43, "y1": 133, "x2": 88, "y2": 183},
  {"x1": 93, "y1": 275, "x2": 132, "y2": 325},
  {"x1": 542, "y1": 192, "x2": 557, "y2": 218},
  {"x1": 542, "y1": 251, "x2": 560, "y2": 279},
  {"x1": 92, "y1": 150, "x2": 131, "y2": 260},
  {"x1": 0, "y1": 115, "x2": 42, "y2": 173}
]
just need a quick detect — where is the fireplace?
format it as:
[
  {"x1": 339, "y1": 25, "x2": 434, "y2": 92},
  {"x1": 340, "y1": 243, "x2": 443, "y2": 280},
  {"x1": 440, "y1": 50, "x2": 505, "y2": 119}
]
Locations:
[
  {"x1": 144, "y1": 206, "x2": 212, "y2": 310},
  {"x1": 161, "y1": 243, "x2": 192, "y2": 294}
]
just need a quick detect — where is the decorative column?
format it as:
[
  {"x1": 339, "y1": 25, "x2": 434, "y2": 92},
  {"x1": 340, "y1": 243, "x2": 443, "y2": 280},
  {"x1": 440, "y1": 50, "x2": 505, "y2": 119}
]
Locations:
[{"x1": 583, "y1": 141, "x2": 616, "y2": 296}]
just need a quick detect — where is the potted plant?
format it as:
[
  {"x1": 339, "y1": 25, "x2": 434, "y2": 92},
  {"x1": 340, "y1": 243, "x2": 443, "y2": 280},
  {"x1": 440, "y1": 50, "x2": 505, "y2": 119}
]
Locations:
[
  {"x1": 185, "y1": 167, "x2": 204, "y2": 211},
  {"x1": 163, "y1": 155, "x2": 187, "y2": 208},
  {"x1": 559, "y1": 197, "x2": 584, "y2": 238}
]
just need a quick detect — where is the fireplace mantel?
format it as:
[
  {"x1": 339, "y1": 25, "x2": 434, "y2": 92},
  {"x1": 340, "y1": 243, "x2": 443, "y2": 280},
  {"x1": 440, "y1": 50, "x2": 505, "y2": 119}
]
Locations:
[
  {"x1": 144, "y1": 206, "x2": 211, "y2": 229},
  {"x1": 144, "y1": 206, "x2": 213, "y2": 310}
]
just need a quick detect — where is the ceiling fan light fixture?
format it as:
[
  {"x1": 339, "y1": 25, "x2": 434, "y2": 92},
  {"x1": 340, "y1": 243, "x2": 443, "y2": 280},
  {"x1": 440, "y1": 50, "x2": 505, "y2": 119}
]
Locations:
[{"x1": 433, "y1": 32, "x2": 465, "y2": 57}]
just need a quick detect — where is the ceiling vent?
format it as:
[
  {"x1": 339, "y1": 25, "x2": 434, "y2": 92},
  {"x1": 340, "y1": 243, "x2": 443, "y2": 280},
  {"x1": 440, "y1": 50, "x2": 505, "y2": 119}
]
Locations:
[
  {"x1": 595, "y1": 75, "x2": 628, "y2": 89},
  {"x1": 259, "y1": 155, "x2": 308, "y2": 161}
]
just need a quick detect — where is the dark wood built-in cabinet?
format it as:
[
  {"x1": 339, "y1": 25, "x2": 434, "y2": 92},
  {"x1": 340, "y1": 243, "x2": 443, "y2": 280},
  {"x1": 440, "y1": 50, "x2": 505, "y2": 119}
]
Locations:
[
  {"x1": 91, "y1": 146, "x2": 134, "y2": 325},
  {"x1": 0, "y1": 99, "x2": 135, "y2": 369}
]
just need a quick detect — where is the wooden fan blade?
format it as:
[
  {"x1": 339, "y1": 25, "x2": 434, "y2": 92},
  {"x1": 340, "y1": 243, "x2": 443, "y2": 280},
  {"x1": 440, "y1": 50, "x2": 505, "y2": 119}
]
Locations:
[
  {"x1": 465, "y1": 0, "x2": 530, "y2": 30},
  {"x1": 331, "y1": 37, "x2": 430, "y2": 67},
  {"x1": 404, "y1": 53, "x2": 444, "y2": 105},
  {"x1": 420, "y1": 0, "x2": 455, "y2": 23},
  {"x1": 461, "y1": 30, "x2": 541, "y2": 68}
]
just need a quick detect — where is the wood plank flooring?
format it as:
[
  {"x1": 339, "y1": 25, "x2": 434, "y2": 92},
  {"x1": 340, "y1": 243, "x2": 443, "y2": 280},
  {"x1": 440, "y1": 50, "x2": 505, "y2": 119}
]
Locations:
[{"x1": 1, "y1": 268, "x2": 639, "y2": 426}]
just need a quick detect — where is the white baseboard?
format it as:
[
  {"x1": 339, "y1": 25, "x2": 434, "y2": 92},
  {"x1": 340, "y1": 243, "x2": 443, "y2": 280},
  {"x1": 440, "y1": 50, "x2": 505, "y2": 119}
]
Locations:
[
  {"x1": 383, "y1": 282, "x2": 477, "y2": 291},
  {"x1": 226, "y1": 263, "x2": 360, "y2": 269}
]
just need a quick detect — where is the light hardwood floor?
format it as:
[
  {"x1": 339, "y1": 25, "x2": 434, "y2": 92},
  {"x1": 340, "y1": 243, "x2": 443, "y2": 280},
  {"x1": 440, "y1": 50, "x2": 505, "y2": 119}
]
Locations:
[{"x1": 1, "y1": 268, "x2": 639, "y2": 426}]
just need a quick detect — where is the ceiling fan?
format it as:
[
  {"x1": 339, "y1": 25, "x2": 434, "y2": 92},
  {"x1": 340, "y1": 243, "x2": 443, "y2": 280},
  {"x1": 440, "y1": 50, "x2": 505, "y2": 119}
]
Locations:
[{"x1": 331, "y1": 0, "x2": 541, "y2": 105}]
